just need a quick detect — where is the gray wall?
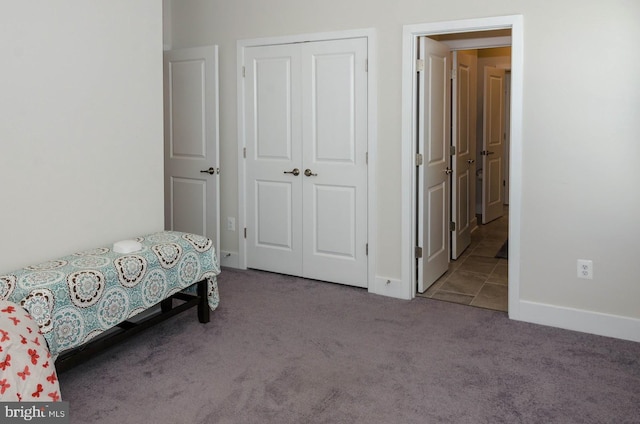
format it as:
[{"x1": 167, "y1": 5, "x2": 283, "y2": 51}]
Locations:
[
  {"x1": 166, "y1": 0, "x2": 640, "y2": 339},
  {"x1": 0, "y1": 1, "x2": 164, "y2": 271}
]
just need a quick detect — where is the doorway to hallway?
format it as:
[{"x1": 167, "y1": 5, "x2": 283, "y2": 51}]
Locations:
[
  {"x1": 401, "y1": 15, "x2": 523, "y2": 318},
  {"x1": 416, "y1": 206, "x2": 508, "y2": 312}
]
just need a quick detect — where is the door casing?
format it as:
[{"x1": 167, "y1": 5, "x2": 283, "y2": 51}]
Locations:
[{"x1": 401, "y1": 16, "x2": 524, "y2": 319}]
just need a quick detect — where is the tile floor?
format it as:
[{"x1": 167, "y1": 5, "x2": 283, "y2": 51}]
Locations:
[{"x1": 416, "y1": 207, "x2": 509, "y2": 312}]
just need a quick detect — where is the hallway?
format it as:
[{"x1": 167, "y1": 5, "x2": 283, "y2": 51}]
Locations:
[{"x1": 417, "y1": 207, "x2": 508, "y2": 312}]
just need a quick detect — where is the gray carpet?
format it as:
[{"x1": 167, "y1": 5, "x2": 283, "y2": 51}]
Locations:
[{"x1": 59, "y1": 268, "x2": 640, "y2": 424}]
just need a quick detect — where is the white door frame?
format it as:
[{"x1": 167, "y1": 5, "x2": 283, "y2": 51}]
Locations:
[
  {"x1": 401, "y1": 16, "x2": 523, "y2": 319},
  {"x1": 237, "y1": 28, "x2": 378, "y2": 292}
]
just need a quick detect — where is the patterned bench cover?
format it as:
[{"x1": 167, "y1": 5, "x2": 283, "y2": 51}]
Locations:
[{"x1": 0, "y1": 231, "x2": 220, "y2": 358}]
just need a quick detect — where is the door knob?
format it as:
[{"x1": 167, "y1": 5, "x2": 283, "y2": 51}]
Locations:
[
  {"x1": 304, "y1": 169, "x2": 318, "y2": 177},
  {"x1": 444, "y1": 167, "x2": 453, "y2": 175},
  {"x1": 467, "y1": 159, "x2": 475, "y2": 164},
  {"x1": 480, "y1": 150, "x2": 495, "y2": 156},
  {"x1": 284, "y1": 168, "x2": 300, "y2": 176},
  {"x1": 200, "y1": 167, "x2": 216, "y2": 175}
]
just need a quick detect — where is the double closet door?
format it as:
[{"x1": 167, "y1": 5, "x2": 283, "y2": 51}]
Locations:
[{"x1": 244, "y1": 38, "x2": 368, "y2": 288}]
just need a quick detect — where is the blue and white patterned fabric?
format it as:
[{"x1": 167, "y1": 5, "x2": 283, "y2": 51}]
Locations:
[{"x1": 0, "y1": 231, "x2": 220, "y2": 358}]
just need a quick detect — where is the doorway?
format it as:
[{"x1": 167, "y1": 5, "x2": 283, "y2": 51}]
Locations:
[
  {"x1": 418, "y1": 43, "x2": 511, "y2": 312},
  {"x1": 401, "y1": 15, "x2": 523, "y2": 318}
]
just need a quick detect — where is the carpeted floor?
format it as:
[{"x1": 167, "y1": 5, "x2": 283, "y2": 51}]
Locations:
[{"x1": 59, "y1": 268, "x2": 640, "y2": 424}]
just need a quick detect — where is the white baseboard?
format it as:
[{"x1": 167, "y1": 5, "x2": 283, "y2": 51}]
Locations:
[
  {"x1": 219, "y1": 251, "x2": 240, "y2": 269},
  {"x1": 369, "y1": 276, "x2": 411, "y2": 300},
  {"x1": 518, "y1": 300, "x2": 640, "y2": 342}
]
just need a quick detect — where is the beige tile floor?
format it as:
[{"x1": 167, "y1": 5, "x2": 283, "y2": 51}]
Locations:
[{"x1": 417, "y1": 207, "x2": 509, "y2": 312}]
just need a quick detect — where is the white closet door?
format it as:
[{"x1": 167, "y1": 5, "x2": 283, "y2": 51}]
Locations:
[
  {"x1": 300, "y1": 38, "x2": 368, "y2": 287},
  {"x1": 245, "y1": 44, "x2": 303, "y2": 276},
  {"x1": 244, "y1": 38, "x2": 368, "y2": 287}
]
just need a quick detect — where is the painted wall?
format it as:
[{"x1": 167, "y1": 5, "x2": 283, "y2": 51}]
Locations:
[
  {"x1": 166, "y1": 0, "x2": 640, "y2": 338},
  {"x1": 0, "y1": 1, "x2": 164, "y2": 273}
]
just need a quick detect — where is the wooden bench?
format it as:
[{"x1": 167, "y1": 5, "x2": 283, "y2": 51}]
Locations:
[{"x1": 0, "y1": 231, "x2": 221, "y2": 373}]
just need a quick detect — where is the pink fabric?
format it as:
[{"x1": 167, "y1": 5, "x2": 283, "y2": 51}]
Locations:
[{"x1": 0, "y1": 300, "x2": 61, "y2": 402}]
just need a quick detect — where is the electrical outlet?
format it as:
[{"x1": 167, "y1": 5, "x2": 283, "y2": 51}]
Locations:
[
  {"x1": 227, "y1": 217, "x2": 236, "y2": 232},
  {"x1": 577, "y1": 259, "x2": 593, "y2": 279}
]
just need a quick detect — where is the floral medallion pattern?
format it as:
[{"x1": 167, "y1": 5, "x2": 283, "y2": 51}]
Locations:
[
  {"x1": 178, "y1": 252, "x2": 201, "y2": 286},
  {"x1": 152, "y1": 243, "x2": 183, "y2": 269},
  {"x1": 97, "y1": 287, "x2": 129, "y2": 328},
  {"x1": 0, "y1": 275, "x2": 16, "y2": 300},
  {"x1": 20, "y1": 288, "x2": 55, "y2": 334},
  {"x1": 24, "y1": 260, "x2": 67, "y2": 271},
  {"x1": 52, "y1": 307, "x2": 85, "y2": 353},
  {"x1": 147, "y1": 233, "x2": 179, "y2": 243},
  {"x1": 183, "y1": 233, "x2": 213, "y2": 252},
  {"x1": 114, "y1": 255, "x2": 147, "y2": 287},
  {"x1": 73, "y1": 247, "x2": 110, "y2": 256},
  {"x1": 67, "y1": 270, "x2": 105, "y2": 308},
  {"x1": 142, "y1": 269, "x2": 168, "y2": 307},
  {"x1": 71, "y1": 256, "x2": 111, "y2": 269},
  {"x1": 18, "y1": 271, "x2": 65, "y2": 289}
]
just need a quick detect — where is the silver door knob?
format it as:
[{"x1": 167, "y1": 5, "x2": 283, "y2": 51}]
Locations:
[
  {"x1": 444, "y1": 167, "x2": 453, "y2": 175},
  {"x1": 283, "y1": 168, "x2": 300, "y2": 176},
  {"x1": 304, "y1": 169, "x2": 318, "y2": 177},
  {"x1": 200, "y1": 167, "x2": 216, "y2": 175}
]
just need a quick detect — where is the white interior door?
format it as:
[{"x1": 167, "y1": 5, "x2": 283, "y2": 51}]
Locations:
[
  {"x1": 245, "y1": 44, "x2": 303, "y2": 276},
  {"x1": 301, "y1": 38, "x2": 368, "y2": 287},
  {"x1": 417, "y1": 37, "x2": 451, "y2": 293},
  {"x1": 244, "y1": 38, "x2": 368, "y2": 287},
  {"x1": 164, "y1": 46, "x2": 220, "y2": 258},
  {"x1": 481, "y1": 66, "x2": 505, "y2": 224},
  {"x1": 451, "y1": 51, "x2": 477, "y2": 260}
]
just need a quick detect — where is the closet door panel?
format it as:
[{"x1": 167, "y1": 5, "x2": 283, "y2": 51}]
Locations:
[
  {"x1": 301, "y1": 38, "x2": 368, "y2": 287},
  {"x1": 245, "y1": 45, "x2": 303, "y2": 275}
]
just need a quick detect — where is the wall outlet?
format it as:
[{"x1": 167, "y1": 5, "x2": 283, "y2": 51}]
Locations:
[
  {"x1": 577, "y1": 259, "x2": 593, "y2": 279},
  {"x1": 227, "y1": 217, "x2": 236, "y2": 231}
]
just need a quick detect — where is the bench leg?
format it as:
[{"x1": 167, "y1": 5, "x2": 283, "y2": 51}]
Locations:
[
  {"x1": 161, "y1": 298, "x2": 172, "y2": 313},
  {"x1": 197, "y1": 279, "x2": 210, "y2": 323}
]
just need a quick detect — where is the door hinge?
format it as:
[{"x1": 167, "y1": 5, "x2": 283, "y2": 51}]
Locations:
[
  {"x1": 366, "y1": 243, "x2": 368, "y2": 256},
  {"x1": 365, "y1": 59, "x2": 368, "y2": 73},
  {"x1": 243, "y1": 147, "x2": 247, "y2": 158},
  {"x1": 244, "y1": 228, "x2": 247, "y2": 239},
  {"x1": 366, "y1": 151, "x2": 368, "y2": 165},
  {"x1": 450, "y1": 68, "x2": 457, "y2": 80},
  {"x1": 416, "y1": 153, "x2": 423, "y2": 166},
  {"x1": 415, "y1": 246, "x2": 423, "y2": 259},
  {"x1": 416, "y1": 59, "x2": 425, "y2": 73},
  {"x1": 242, "y1": 66, "x2": 246, "y2": 78},
  {"x1": 450, "y1": 145, "x2": 456, "y2": 156},
  {"x1": 450, "y1": 221, "x2": 456, "y2": 232}
]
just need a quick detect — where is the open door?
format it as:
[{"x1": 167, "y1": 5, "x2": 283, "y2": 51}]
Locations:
[
  {"x1": 451, "y1": 51, "x2": 477, "y2": 259},
  {"x1": 481, "y1": 66, "x2": 505, "y2": 224},
  {"x1": 163, "y1": 46, "x2": 220, "y2": 260},
  {"x1": 417, "y1": 37, "x2": 451, "y2": 293}
]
